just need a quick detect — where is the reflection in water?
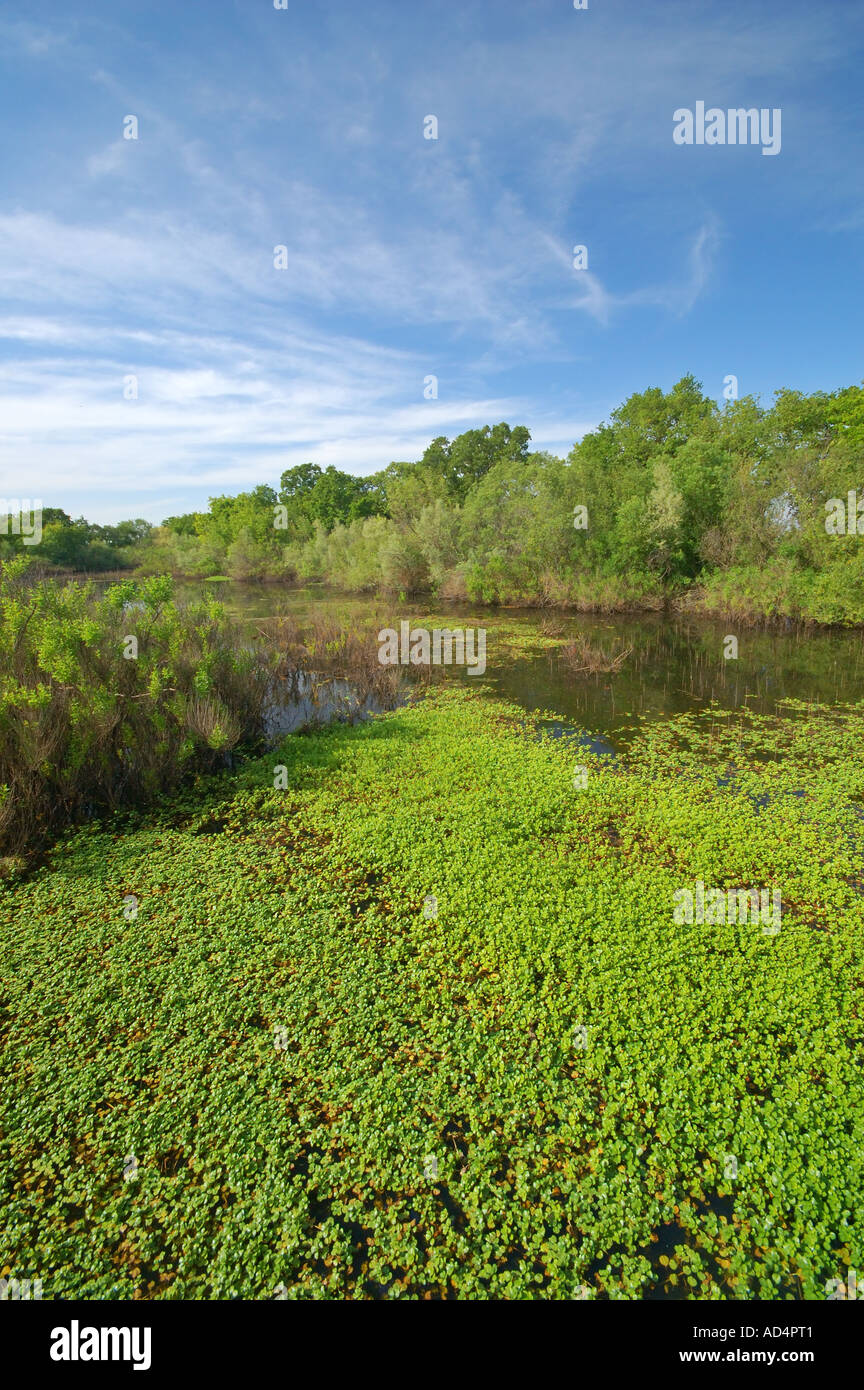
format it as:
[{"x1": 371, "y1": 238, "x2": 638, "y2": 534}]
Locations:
[
  {"x1": 264, "y1": 670, "x2": 406, "y2": 738},
  {"x1": 177, "y1": 581, "x2": 864, "y2": 746},
  {"x1": 531, "y1": 718, "x2": 618, "y2": 760}
]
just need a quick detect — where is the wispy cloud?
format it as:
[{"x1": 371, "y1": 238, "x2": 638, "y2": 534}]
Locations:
[
  {"x1": 540, "y1": 218, "x2": 721, "y2": 324},
  {"x1": 0, "y1": 307, "x2": 592, "y2": 520},
  {"x1": 0, "y1": 1, "x2": 861, "y2": 519}
]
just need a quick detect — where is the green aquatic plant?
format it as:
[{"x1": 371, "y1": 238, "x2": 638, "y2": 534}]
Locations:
[
  {"x1": 0, "y1": 558, "x2": 277, "y2": 856},
  {"x1": 0, "y1": 687, "x2": 861, "y2": 1299}
]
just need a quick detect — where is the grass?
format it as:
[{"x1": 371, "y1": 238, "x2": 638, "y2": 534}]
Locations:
[
  {"x1": 0, "y1": 562, "x2": 279, "y2": 861},
  {"x1": 1, "y1": 687, "x2": 862, "y2": 1299},
  {"x1": 254, "y1": 611, "x2": 429, "y2": 711},
  {"x1": 558, "y1": 634, "x2": 634, "y2": 675}
]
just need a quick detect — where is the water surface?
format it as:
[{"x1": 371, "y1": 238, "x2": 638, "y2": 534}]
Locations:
[{"x1": 178, "y1": 580, "x2": 864, "y2": 747}]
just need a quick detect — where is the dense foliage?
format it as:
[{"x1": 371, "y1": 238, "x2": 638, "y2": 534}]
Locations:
[
  {"x1": 0, "y1": 558, "x2": 274, "y2": 859},
  {"x1": 0, "y1": 509, "x2": 151, "y2": 573},
  {"x1": 135, "y1": 378, "x2": 864, "y2": 624},
  {"x1": 1, "y1": 687, "x2": 861, "y2": 1298}
]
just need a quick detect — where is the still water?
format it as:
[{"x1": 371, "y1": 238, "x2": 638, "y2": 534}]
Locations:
[{"x1": 177, "y1": 580, "x2": 864, "y2": 747}]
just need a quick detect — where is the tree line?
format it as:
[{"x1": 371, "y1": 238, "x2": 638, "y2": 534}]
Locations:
[
  {"x1": 8, "y1": 375, "x2": 864, "y2": 623},
  {"x1": 0, "y1": 510, "x2": 152, "y2": 572}
]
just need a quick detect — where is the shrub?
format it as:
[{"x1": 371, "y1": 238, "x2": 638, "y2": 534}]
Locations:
[{"x1": 0, "y1": 558, "x2": 278, "y2": 856}]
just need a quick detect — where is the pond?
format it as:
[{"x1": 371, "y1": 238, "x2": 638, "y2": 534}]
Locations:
[{"x1": 176, "y1": 580, "x2": 864, "y2": 748}]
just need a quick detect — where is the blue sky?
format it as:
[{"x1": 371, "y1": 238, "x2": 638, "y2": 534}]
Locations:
[{"x1": 0, "y1": 0, "x2": 862, "y2": 524}]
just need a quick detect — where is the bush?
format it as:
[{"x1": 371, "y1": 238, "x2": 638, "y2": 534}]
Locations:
[{"x1": 0, "y1": 558, "x2": 278, "y2": 856}]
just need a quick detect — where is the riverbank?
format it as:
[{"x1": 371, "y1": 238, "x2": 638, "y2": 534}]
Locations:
[
  {"x1": 2, "y1": 687, "x2": 861, "y2": 1299},
  {"x1": 123, "y1": 559, "x2": 864, "y2": 631}
]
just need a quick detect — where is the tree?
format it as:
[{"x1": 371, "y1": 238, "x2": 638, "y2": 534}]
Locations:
[
  {"x1": 279, "y1": 462, "x2": 322, "y2": 503},
  {"x1": 163, "y1": 513, "x2": 202, "y2": 537},
  {"x1": 418, "y1": 423, "x2": 533, "y2": 503}
]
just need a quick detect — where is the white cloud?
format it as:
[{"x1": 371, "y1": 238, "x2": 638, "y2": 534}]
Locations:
[
  {"x1": 87, "y1": 141, "x2": 132, "y2": 178},
  {"x1": 540, "y1": 218, "x2": 720, "y2": 324}
]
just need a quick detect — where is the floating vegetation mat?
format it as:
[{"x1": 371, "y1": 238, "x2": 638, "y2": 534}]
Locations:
[{"x1": 1, "y1": 688, "x2": 862, "y2": 1299}]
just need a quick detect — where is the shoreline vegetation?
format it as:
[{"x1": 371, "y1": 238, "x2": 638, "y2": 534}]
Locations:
[
  {"x1": 4, "y1": 375, "x2": 864, "y2": 629},
  {"x1": 0, "y1": 560, "x2": 418, "y2": 866},
  {"x1": 1, "y1": 686, "x2": 862, "y2": 1298}
]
